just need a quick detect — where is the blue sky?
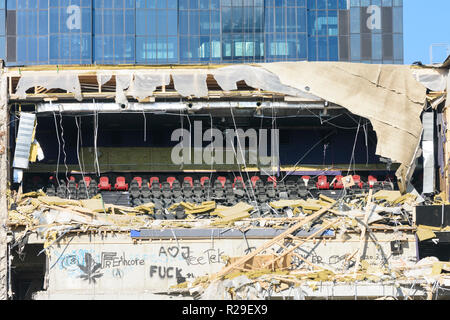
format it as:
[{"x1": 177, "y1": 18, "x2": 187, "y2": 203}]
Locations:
[{"x1": 404, "y1": 0, "x2": 450, "y2": 64}]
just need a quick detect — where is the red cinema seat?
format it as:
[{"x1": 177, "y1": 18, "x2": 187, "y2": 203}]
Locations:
[
  {"x1": 200, "y1": 177, "x2": 210, "y2": 186},
  {"x1": 69, "y1": 176, "x2": 79, "y2": 188},
  {"x1": 352, "y1": 175, "x2": 363, "y2": 188},
  {"x1": 83, "y1": 176, "x2": 92, "y2": 185},
  {"x1": 332, "y1": 175, "x2": 344, "y2": 189},
  {"x1": 267, "y1": 176, "x2": 277, "y2": 188},
  {"x1": 150, "y1": 177, "x2": 160, "y2": 187},
  {"x1": 233, "y1": 176, "x2": 244, "y2": 188},
  {"x1": 167, "y1": 177, "x2": 176, "y2": 189},
  {"x1": 316, "y1": 175, "x2": 329, "y2": 190},
  {"x1": 217, "y1": 176, "x2": 226, "y2": 188},
  {"x1": 301, "y1": 176, "x2": 310, "y2": 186},
  {"x1": 98, "y1": 177, "x2": 111, "y2": 191},
  {"x1": 251, "y1": 176, "x2": 260, "y2": 187},
  {"x1": 184, "y1": 177, "x2": 193, "y2": 187},
  {"x1": 368, "y1": 175, "x2": 377, "y2": 188},
  {"x1": 133, "y1": 177, "x2": 143, "y2": 188},
  {"x1": 115, "y1": 177, "x2": 128, "y2": 191}
]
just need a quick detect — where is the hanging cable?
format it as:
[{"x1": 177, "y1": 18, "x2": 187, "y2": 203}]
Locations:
[
  {"x1": 75, "y1": 116, "x2": 89, "y2": 195},
  {"x1": 230, "y1": 107, "x2": 258, "y2": 205},
  {"x1": 58, "y1": 109, "x2": 69, "y2": 183},
  {"x1": 93, "y1": 108, "x2": 101, "y2": 177},
  {"x1": 52, "y1": 111, "x2": 61, "y2": 187},
  {"x1": 346, "y1": 118, "x2": 361, "y2": 176},
  {"x1": 207, "y1": 113, "x2": 214, "y2": 199},
  {"x1": 142, "y1": 108, "x2": 147, "y2": 142},
  {"x1": 280, "y1": 131, "x2": 335, "y2": 182},
  {"x1": 363, "y1": 121, "x2": 369, "y2": 166}
]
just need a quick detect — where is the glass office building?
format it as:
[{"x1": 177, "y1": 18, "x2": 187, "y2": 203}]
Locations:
[{"x1": 0, "y1": 0, "x2": 403, "y2": 66}]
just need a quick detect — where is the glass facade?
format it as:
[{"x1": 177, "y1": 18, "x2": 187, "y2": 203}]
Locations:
[{"x1": 2, "y1": 0, "x2": 403, "y2": 66}]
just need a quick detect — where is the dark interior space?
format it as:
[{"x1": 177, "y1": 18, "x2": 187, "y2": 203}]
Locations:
[
  {"x1": 10, "y1": 244, "x2": 46, "y2": 300},
  {"x1": 11, "y1": 110, "x2": 383, "y2": 169}
]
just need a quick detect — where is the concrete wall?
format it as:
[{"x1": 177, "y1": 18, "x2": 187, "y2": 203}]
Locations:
[
  {"x1": 0, "y1": 72, "x2": 9, "y2": 300},
  {"x1": 30, "y1": 231, "x2": 417, "y2": 299}
]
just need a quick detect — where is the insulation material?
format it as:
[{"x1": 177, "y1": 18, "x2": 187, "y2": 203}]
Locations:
[
  {"x1": 447, "y1": 72, "x2": 450, "y2": 109},
  {"x1": 16, "y1": 73, "x2": 82, "y2": 101},
  {"x1": 13, "y1": 112, "x2": 36, "y2": 169},
  {"x1": 422, "y1": 112, "x2": 435, "y2": 193},
  {"x1": 96, "y1": 73, "x2": 112, "y2": 87},
  {"x1": 0, "y1": 74, "x2": 7, "y2": 300},
  {"x1": 258, "y1": 62, "x2": 427, "y2": 187},
  {"x1": 411, "y1": 68, "x2": 448, "y2": 92},
  {"x1": 412, "y1": 67, "x2": 449, "y2": 109},
  {"x1": 128, "y1": 73, "x2": 170, "y2": 100},
  {"x1": 172, "y1": 73, "x2": 208, "y2": 98},
  {"x1": 13, "y1": 168, "x2": 23, "y2": 184},
  {"x1": 212, "y1": 65, "x2": 321, "y2": 101},
  {"x1": 115, "y1": 74, "x2": 133, "y2": 104}
]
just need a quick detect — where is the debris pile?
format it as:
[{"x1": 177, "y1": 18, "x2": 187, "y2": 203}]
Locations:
[
  {"x1": 166, "y1": 190, "x2": 450, "y2": 300},
  {"x1": 8, "y1": 186, "x2": 450, "y2": 299},
  {"x1": 171, "y1": 257, "x2": 450, "y2": 300}
]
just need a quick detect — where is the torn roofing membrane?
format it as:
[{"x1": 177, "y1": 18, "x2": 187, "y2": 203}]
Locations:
[
  {"x1": 258, "y1": 62, "x2": 428, "y2": 187},
  {"x1": 16, "y1": 73, "x2": 83, "y2": 101}
]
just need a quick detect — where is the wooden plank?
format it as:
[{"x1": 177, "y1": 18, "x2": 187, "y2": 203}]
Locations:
[
  {"x1": 353, "y1": 189, "x2": 373, "y2": 276},
  {"x1": 261, "y1": 218, "x2": 342, "y2": 269},
  {"x1": 212, "y1": 201, "x2": 336, "y2": 280}
]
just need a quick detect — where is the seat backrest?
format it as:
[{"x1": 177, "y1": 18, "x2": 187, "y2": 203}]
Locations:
[
  {"x1": 133, "y1": 177, "x2": 142, "y2": 188},
  {"x1": 333, "y1": 175, "x2": 344, "y2": 189},
  {"x1": 162, "y1": 182, "x2": 171, "y2": 190},
  {"x1": 251, "y1": 176, "x2": 260, "y2": 187},
  {"x1": 217, "y1": 176, "x2": 226, "y2": 188},
  {"x1": 99, "y1": 177, "x2": 109, "y2": 185},
  {"x1": 149, "y1": 177, "x2": 160, "y2": 187},
  {"x1": 267, "y1": 176, "x2": 277, "y2": 188},
  {"x1": 200, "y1": 177, "x2": 210, "y2": 186},
  {"x1": 167, "y1": 177, "x2": 176, "y2": 188},
  {"x1": 317, "y1": 175, "x2": 328, "y2": 188},
  {"x1": 301, "y1": 176, "x2": 310, "y2": 187},
  {"x1": 184, "y1": 177, "x2": 193, "y2": 187},
  {"x1": 368, "y1": 175, "x2": 377, "y2": 187},
  {"x1": 84, "y1": 176, "x2": 91, "y2": 185},
  {"x1": 182, "y1": 181, "x2": 192, "y2": 189}
]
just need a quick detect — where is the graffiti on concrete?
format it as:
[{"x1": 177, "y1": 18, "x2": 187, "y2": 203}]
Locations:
[
  {"x1": 101, "y1": 252, "x2": 145, "y2": 268},
  {"x1": 78, "y1": 253, "x2": 103, "y2": 284},
  {"x1": 61, "y1": 254, "x2": 79, "y2": 271},
  {"x1": 184, "y1": 248, "x2": 225, "y2": 266},
  {"x1": 53, "y1": 245, "x2": 226, "y2": 285},
  {"x1": 149, "y1": 265, "x2": 194, "y2": 284},
  {"x1": 159, "y1": 246, "x2": 191, "y2": 259},
  {"x1": 112, "y1": 268, "x2": 124, "y2": 279}
]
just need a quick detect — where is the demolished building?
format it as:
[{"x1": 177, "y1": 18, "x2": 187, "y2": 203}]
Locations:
[{"x1": 1, "y1": 58, "x2": 450, "y2": 300}]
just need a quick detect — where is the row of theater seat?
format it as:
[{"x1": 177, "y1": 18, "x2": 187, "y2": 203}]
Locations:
[{"x1": 38, "y1": 174, "x2": 394, "y2": 206}]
